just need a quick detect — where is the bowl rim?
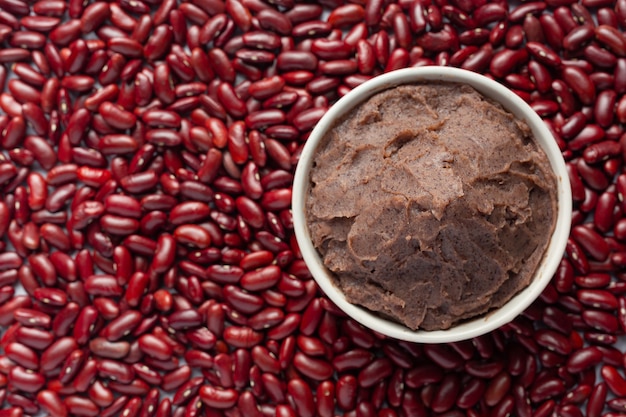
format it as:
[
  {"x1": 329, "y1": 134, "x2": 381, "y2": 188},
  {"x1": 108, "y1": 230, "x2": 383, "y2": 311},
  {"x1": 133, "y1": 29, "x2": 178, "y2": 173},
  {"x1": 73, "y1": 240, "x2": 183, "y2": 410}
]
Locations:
[{"x1": 292, "y1": 67, "x2": 572, "y2": 343}]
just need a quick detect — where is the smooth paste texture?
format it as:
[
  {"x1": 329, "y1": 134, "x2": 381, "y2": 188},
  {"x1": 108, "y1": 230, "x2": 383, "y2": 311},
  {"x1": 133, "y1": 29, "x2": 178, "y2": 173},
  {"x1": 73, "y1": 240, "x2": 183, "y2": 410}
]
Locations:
[{"x1": 306, "y1": 83, "x2": 558, "y2": 331}]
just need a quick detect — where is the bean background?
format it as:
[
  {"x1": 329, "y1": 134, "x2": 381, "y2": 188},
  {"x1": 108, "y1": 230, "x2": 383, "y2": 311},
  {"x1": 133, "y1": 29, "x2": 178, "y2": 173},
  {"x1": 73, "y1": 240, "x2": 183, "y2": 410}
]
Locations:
[{"x1": 0, "y1": 0, "x2": 625, "y2": 416}]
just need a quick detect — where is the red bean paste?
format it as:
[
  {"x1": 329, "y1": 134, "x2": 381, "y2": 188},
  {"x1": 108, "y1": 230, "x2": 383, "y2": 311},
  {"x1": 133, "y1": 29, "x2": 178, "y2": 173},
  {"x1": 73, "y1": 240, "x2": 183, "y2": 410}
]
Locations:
[{"x1": 306, "y1": 83, "x2": 558, "y2": 330}]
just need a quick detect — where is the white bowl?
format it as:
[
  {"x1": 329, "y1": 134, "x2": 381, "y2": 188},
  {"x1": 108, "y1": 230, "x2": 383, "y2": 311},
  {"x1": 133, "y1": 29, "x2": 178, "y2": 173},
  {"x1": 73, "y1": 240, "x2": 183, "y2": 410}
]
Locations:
[{"x1": 292, "y1": 67, "x2": 572, "y2": 343}]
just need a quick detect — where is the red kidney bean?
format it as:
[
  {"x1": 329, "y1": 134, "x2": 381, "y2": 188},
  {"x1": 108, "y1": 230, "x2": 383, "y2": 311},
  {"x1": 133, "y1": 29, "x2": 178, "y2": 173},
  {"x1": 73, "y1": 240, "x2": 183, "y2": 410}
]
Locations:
[
  {"x1": 584, "y1": 141, "x2": 621, "y2": 166},
  {"x1": 145, "y1": 236, "x2": 175, "y2": 276},
  {"x1": 32, "y1": 0, "x2": 66, "y2": 16},
  {"x1": 248, "y1": 5, "x2": 288, "y2": 33},
  {"x1": 585, "y1": 44, "x2": 618, "y2": 69},
  {"x1": 583, "y1": 308, "x2": 619, "y2": 332},
  {"x1": 107, "y1": 2, "x2": 135, "y2": 29},
  {"x1": 2, "y1": 115, "x2": 26, "y2": 149},
  {"x1": 148, "y1": 63, "x2": 173, "y2": 105},
  {"x1": 222, "y1": 284, "x2": 264, "y2": 314},
  {"x1": 160, "y1": 364, "x2": 191, "y2": 391},
  {"x1": 455, "y1": 377, "x2": 485, "y2": 409},
  {"x1": 578, "y1": 289, "x2": 618, "y2": 310},
  {"x1": 293, "y1": 336, "x2": 324, "y2": 360},
  {"x1": 594, "y1": 24, "x2": 626, "y2": 55},
  {"x1": 98, "y1": 102, "x2": 137, "y2": 130},
  {"x1": 141, "y1": 110, "x2": 182, "y2": 129},
  {"x1": 14, "y1": 307, "x2": 51, "y2": 328},
  {"x1": 65, "y1": 109, "x2": 91, "y2": 146},
  {"x1": 142, "y1": 25, "x2": 173, "y2": 61},
  {"x1": 71, "y1": 305, "x2": 98, "y2": 345},
  {"x1": 575, "y1": 273, "x2": 611, "y2": 290},
  {"x1": 291, "y1": 352, "x2": 333, "y2": 381},
  {"x1": 279, "y1": 379, "x2": 313, "y2": 417},
  {"x1": 335, "y1": 374, "x2": 358, "y2": 411},
  {"x1": 123, "y1": 271, "x2": 149, "y2": 307},
  {"x1": 174, "y1": 82, "x2": 206, "y2": 97},
  {"x1": 234, "y1": 48, "x2": 274, "y2": 66},
  {"x1": 97, "y1": 358, "x2": 135, "y2": 384},
  {"x1": 233, "y1": 391, "x2": 260, "y2": 417},
  {"x1": 504, "y1": 25, "x2": 525, "y2": 49},
  {"x1": 563, "y1": 25, "x2": 595, "y2": 51},
  {"x1": 561, "y1": 66, "x2": 597, "y2": 105},
  {"x1": 529, "y1": 377, "x2": 566, "y2": 404},
  {"x1": 138, "y1": 334, "x2": 173, "y2": 361},
  {"x1": 238, "y1": 264, "x2": 280, "y2": 291},
  {"x1": 5, "y1": 341, "x2": 39, "y2": 370},
  {"x1": 36, "y1": 390, "x2": 68, "y2": 417},
  {"x1": 282, "y1": 70, "x2": 314, "y2": 86},
  {"x1": 79, "y1": 2, "x2": 109, "y2": 32},
  {"x1": 84, "y1": 274, "x2": 123, "y2": 297},
  {"x1": 534, "y1": 329, "x2": 572, "y2": 356},
  {"x1": 166, "y1": 309, "x2": 202, "y2": 331},
  {"x1": 291, "y1": 21, "x2": 331, "y2": 40},
  {"x1": 352, "y1": 40, "x2": 376, "y2": 75},
  {"x1": 508, "y1": 2, "x2": 546, "y2": 22},
  {"x1": 421, "y1": 345, "x2": 463, "y2": 370},
  {"x1": 341, "y1": 352, "x2": 388, "y2": 381},
  {"x1": 276, "y1": 51, "x2": 318, "y2": 72},
  {"x1": 103, "y1": 195, "x2": 141, "y2": 220},
  {"x1": 199, "y1": 386, "x2": 238, "y2": 409},
  {"x1": 576, "y1": 159, "x2": 608, "y2": 191},
  {"x1": 616, "y1": 96, "x2": 626, "y2": 125},
  {"x1": 562, "y1": 384, "x2": 592, "y2": 406},
  {"x1": 102, "y1": 310, "x2": 143, "y2": 341},
  {"x1": 597, "y1": 6, "x2": 619, "y2": 26},
  {"x1": 119, "y1": 171, "x2": 158, "y2": 194},
  {"x1": 195, "y1": 17, "x2": 222, "y2": 43},
  {"x1": 171, "y1": 376, "x2": 203, "y2": 405},
  {"x1": 353, "y1": 356, "x2": 392, "y2": 387},
  {"x1": 490, "y1": 48, "x2": 529, "y2": 78},
  {"x1": 234, "y1": 196, "x2": 263, "y2": 229},
  {"x1": 0, "y1": 47, "x2": 29, "y2": 64},
  {"x1": 244, "y1": 109, "x2": 286, "y2": 131},
  {"x1": 0, "y1": 163, "x2": 17, "y2": 188},
  {"x1": 99, "y1": 214, "x2": 140, "y2": 235},
  {"x1": 469, "y1": 2, "x2": 504, "y2": 25},
  {"x1": 14, "y1": 326, "x2": 53, "y2": 353},
  {"x1": 22, "y1": 103, "x2": 48, "y2": 137},
  {"x1": 311, "y1": 40, "x2": 352, "y2": 64},
  {"x1": 216, "y1": 83, "x2": 246, "y2": 120},
  {"x1": 9, "y1": 365, "x2": 45, "y2": 393},
  {"x1": 250, "y1": 345, "x2": 278, "y2": 375},
  {"x1": 172, "y1": 224, "x2": 210, "y2": 248},
  {"x1": 522, "y1": 14, "x2": 544, "y2": 43},
  {"x1": 428, "y1": 373, "x2": 460, "y2": 412},
  {"x1": 28, "y1": 253, "x2": 56, "y2": 286},
  {"x1": 145, "y1": 129, "x2": 182, "y2": 147},
  {"x1": 572, "y1": 225, "x2": 610, "y2": 261},
  {"x1": 416, "y1": 28, "x2": 459, "y2": 53},
  {"x1": 293, "y1": 294, "x2": 320, "y2": 334},
  {"x1": 39, "y1": 336, "x2": 78, "y2": 373},
  {"x1": 601, "y1": 365, "x2": 626, "y2": 396},
  {"x1": 186, "y1": 54, "x2": 213, "y2": 87},
  {"x1": 24, "y1": 136, "x2": 56, "y2": 169},
  {"x1": 204, "y1": 48, "x2": 234, "y2": 84}
]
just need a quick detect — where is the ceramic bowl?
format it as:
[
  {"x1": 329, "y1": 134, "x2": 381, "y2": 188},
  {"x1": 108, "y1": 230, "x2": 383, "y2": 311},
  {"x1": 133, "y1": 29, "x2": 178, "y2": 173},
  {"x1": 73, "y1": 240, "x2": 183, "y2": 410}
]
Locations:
[{"x1": 292, "y1": 67, "x2": 572, "y2": 343}]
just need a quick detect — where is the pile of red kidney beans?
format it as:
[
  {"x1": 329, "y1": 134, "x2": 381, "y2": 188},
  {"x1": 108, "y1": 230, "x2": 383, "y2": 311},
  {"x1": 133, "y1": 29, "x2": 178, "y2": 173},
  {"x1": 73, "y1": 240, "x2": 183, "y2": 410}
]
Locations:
[{"x1": 1, "y1": 0, "x2": 626, "y2": 415}]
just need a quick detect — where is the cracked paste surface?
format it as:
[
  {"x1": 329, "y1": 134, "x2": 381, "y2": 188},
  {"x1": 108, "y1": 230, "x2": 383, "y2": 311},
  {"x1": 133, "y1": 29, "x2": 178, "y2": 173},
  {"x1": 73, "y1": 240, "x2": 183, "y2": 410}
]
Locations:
[{"x1": 306, "y1": 83, "x2": 558, "y2": 330}]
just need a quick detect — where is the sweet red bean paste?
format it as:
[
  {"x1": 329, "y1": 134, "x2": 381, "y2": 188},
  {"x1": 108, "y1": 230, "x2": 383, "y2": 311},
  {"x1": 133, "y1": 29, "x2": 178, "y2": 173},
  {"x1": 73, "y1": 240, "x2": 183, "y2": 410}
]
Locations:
[{"x1": 307, "y1": 83, "x2": 557, "y2": 330}]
